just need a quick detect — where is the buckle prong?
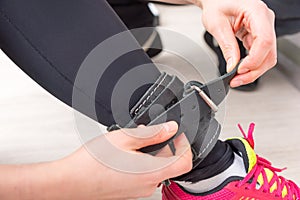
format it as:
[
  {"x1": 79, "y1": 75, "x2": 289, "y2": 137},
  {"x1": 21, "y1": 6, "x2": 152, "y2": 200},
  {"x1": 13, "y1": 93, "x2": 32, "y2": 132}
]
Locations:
[{"x1": 190, "y1": 85, "x2": 219, "y2": 112}]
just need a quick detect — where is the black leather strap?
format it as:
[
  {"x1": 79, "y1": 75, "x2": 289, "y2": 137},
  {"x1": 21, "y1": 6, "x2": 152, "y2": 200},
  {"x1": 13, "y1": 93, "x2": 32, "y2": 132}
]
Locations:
[
  {"x1": 190, "y1": 60, "x2": 240, "y2": 106},
  {"x1": 109, "y1": 60, "x2": 241, "y2": 159},
  {"x1": 135, "y1": 60, "x2": 241, "y2": 154}
]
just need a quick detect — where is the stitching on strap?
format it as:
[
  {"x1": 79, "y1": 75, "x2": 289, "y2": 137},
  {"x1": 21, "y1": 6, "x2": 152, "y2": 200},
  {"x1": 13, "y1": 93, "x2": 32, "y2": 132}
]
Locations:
[
  {"x1": 198, "y1": 126, "x2": 219, "y2": 157},
  {"x1": 134, "y1": 75, "x2": 166, "y2": 115}
]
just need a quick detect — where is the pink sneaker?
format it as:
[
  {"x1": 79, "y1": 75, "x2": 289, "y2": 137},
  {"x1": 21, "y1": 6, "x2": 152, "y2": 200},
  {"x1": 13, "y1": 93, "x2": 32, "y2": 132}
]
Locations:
[{"x1": 162, "y1": 123, "x2": 300, "y2": 200}]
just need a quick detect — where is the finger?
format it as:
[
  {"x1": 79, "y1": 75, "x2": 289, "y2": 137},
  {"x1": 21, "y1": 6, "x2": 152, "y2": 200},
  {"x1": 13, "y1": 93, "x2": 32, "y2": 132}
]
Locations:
[
  {"x1": 206, "y1": 16, "x2": 240, "y2": 72},
  {"x1": 241, "y1": 36, "x2": 277, "y2": 73},
  {"x1": 231, "y1": 43, "x2": 276, "y2": 88},
  {"x1": 230, "y1": 71, "x2": 259, "y2": 87},
  {"x1": 108, "y1": 121, "x2": 179, "y2": 150},
  {"x1": 230, "y1": 56, "x2": 272, "y2": 87},
  {"x1": 239, "y1": 5, "x2": 276, "y2": 74},
  {"x1": 155, "y1": 133, "x2": 193, "y2": 181},
  {"x1": 239, "y1": 37, "x2": 271, "y2": 74}
]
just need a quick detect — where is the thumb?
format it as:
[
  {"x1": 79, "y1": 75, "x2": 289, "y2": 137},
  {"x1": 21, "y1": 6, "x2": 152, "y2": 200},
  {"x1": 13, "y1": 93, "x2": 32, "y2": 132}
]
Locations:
[
  {"x1": 208, "y1": 19, "x2": 240, "y2": 72},
  {"x1": 113, "y1": 121, "x2": 179, "y2": 150}
]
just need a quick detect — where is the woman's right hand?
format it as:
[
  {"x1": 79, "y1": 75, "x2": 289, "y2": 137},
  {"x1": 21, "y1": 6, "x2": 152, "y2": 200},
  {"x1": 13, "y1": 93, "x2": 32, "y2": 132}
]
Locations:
[{"x1": 198, "y1": 0, "x2": 277, "y2": 87}]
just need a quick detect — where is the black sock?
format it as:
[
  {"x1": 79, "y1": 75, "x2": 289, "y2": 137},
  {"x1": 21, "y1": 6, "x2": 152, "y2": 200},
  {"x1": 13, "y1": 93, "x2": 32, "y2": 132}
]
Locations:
[{"x1": 174, "y1": 140, "x2": 234, "y2": 183}]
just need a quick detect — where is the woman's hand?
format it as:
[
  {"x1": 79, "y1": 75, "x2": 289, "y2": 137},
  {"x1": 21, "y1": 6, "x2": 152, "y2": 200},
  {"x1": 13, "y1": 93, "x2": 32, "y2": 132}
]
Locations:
[
  {"x1": 60, "y1": 121, "x2": 192, "y2": 199},
  {"x1": 0, "y1": 121, "x2": 192, "y2": 200},
  {"x1": 157, "y1": 0, "x2": 277, "y2": 87},
  {"x1": 198, "y1": 0, "x2": 277, "y2": 87}
]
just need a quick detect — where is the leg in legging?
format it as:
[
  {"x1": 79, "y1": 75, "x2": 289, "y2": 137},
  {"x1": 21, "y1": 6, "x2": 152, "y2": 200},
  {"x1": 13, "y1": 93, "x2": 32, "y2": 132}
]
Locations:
[{"x1": 0, "y1": 0, "x2": 160, "y2": 126}]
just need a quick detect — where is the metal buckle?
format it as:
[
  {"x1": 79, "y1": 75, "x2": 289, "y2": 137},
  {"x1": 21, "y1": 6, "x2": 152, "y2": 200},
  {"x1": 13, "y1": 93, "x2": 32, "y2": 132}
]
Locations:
[
  {"x1": 190, "y1": 85, "x2": 219, "y2": 112},
  {"x1": 162, "y1": 179, "x2": 171, "y2": 187}
]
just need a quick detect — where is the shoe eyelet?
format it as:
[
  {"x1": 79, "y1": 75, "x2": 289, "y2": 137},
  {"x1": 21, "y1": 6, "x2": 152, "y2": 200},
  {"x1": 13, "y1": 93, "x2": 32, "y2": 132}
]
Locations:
[{"x1": 235, "y1": 183, "x2": 240, "y2": 188}]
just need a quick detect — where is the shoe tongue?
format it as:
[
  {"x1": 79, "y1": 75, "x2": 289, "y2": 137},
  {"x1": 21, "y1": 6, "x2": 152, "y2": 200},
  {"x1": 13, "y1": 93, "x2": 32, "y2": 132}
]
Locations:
[
  {"x1": 226, "y1": 137, "x2": 257, "y2": 173},
  {"x1": 227, "y1": 138, "x2": 290, "y2": 198}
]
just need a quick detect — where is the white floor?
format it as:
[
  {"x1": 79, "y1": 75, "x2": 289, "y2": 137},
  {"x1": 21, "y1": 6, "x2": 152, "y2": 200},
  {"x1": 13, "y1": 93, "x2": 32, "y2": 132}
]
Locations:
[{"x1": 0, "y1": 4, "x2": 299, "y2": 200}]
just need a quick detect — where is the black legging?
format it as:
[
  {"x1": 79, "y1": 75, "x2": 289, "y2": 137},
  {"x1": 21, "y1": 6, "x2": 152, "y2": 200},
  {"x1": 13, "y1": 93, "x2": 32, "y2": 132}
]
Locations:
[{"x1": 0, "y1": 0, "x2": 160, "y2": 126}]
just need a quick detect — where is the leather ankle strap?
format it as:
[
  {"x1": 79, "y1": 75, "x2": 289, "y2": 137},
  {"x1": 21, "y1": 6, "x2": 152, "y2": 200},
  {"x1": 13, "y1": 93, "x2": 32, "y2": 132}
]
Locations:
[{"x1": 109, "y1": 60, "x2": 241, "y2": 160}]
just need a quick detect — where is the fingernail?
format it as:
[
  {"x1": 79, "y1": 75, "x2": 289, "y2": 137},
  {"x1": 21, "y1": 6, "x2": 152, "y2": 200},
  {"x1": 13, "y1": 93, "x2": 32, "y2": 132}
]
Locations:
[
  {"x1": 231, "y1": 79, "x2": 244, "y2": 87},
  {"x1": 226, "y1": 58, "x2": 233, "y2": 72},
  {"x1": 164, "y1": 121, "x2": 178, "y2": 133},
  {"x1": 238, "y1": 68, "x2": 250, "y2": 74}
]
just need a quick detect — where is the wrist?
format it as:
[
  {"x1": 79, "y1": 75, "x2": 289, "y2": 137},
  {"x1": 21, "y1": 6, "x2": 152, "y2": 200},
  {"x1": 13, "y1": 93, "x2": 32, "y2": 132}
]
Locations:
[
  {"x1": 20, "y1": 159, "x2": 71, "y2": 200},
  {"x1": 0, "y1": 160, "x2": 67, "y2": 200}
]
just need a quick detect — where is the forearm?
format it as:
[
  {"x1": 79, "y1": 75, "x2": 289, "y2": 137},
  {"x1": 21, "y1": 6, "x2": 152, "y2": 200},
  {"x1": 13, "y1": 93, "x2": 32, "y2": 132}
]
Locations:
[{"x1": 0, "y1": 161, "x2": 67, "y2": 199}]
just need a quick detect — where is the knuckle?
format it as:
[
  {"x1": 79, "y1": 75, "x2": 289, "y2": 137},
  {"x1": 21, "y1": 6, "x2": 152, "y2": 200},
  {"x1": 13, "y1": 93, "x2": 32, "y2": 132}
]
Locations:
[
  {"x1": 184, "y1": 161, "x2": 193, "y2": 173},
  {"x1": 264, "y1": 51, "x2": 277, "y2": 69},
  {"x1": 269, "y1": 9, "x2": 275, "y2": 19},
  {"x1": 270, "y1": 56, "x2": 277, "y2": 67},
  {"x1": 258, "y1": 1, "x2": 268, "y2": 11},
  {"x1": 271, "y1": 50, "x2": 278, "y2": 64},
  {"x1": 186, "y1": 158, "x2": 193, "y2": 172},
  {"x1": 180, "y1": 150, "x2": 193, "y2": 173},
  {"x1": 259, "y1": 2, "x2": 275, "y2": 19}
]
